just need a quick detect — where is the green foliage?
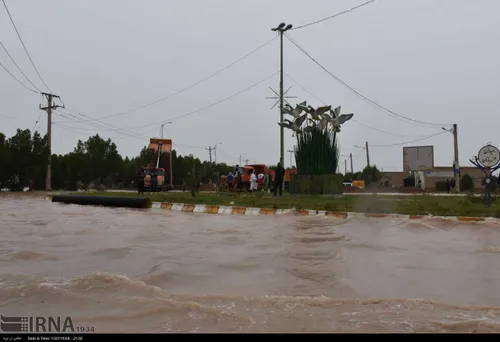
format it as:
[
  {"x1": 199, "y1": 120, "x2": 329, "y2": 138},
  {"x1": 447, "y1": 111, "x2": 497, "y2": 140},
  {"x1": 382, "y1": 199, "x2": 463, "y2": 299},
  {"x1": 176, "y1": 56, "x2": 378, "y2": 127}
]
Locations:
[
  {"x1": 291, "y1": 123, "x2": 342, "y2": 194},
  {"x1": 435, "y1": 181, "x2": 449, "y2": 192},
  {"x1": 289, "y1": 174, "x2": 344, "y2": 194},
  {"x1": 461, "y1": 174, "x2": 475, "y2": 191},
  {"x1": 0, "y1": 129, "x2": 48, "y2": 190},
  {"x1": 294, "y1": 123, "x2": 339, "y2": 175},
  {"x1": 344, "y1": 171, "x2": 362, "y2": 181},
  {"x1": 0, "y1": 128, "x2": 233, "y2": 190},
  {"x1": 360, "y1": 165, "x2": 382, "y2": 185}
]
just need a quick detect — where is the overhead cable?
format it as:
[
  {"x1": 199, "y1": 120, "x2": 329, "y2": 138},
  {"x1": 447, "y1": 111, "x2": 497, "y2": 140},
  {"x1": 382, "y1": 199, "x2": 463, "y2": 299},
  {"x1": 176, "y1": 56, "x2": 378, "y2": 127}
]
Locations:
[
  {"x1": 2, "y1": 0, "x2": 53, "y2": 93},
  {"x1": 292, "y1": 0, "x2": 377, "y2": 31},
  {"x1": 93, "y1": 36, "x2": 278, "y2": 120},
  {"x1": 285, "y1": 34, "x2": 451, "y2": 128}
]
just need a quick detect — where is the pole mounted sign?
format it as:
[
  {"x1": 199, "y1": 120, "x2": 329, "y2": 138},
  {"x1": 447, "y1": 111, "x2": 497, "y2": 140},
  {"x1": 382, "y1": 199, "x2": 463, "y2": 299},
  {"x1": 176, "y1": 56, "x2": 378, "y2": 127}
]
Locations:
[{"x1": 469, "y1": 143, "x2": 500, "y2": 208}]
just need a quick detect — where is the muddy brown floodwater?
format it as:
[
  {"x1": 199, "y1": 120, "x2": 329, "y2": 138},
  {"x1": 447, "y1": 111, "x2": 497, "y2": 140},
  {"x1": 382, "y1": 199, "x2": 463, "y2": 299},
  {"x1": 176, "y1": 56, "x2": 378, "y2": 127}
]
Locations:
[{"x1": 1, "y1": 196, "x2": 500, "y2": 333}]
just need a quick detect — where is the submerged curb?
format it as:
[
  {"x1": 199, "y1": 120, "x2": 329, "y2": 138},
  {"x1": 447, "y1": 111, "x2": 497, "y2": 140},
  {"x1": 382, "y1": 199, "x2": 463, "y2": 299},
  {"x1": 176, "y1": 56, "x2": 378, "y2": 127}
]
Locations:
[
  {"x1": 44, "y1": 196, "x2": 496, "y2": 223},
  {"x1": 152, "y1": 202, "x2": 494, "y2": 223}
]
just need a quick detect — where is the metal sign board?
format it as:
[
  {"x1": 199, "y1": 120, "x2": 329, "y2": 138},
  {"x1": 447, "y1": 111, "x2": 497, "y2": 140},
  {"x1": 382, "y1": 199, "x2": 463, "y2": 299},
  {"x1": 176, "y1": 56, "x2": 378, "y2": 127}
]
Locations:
[
  {"x1": 477, "y1": 144, "x2": 500, "y2": 168},
  {"x1": 470, "y1": 143, "x2": 500, "y2": 208},
  {"x1": 403, "y1": 145, "x2": 434, "y2": 171},
  {"x1": 425, "y1": 171, "x2": 453, "y2": 178}
]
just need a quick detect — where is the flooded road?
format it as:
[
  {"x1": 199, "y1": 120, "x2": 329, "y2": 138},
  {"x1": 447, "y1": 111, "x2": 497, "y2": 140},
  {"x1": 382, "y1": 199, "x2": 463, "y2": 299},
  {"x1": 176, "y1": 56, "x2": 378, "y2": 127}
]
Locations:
[{"x1": 1, "y1": 196, "x2": 500, "y2": 333}]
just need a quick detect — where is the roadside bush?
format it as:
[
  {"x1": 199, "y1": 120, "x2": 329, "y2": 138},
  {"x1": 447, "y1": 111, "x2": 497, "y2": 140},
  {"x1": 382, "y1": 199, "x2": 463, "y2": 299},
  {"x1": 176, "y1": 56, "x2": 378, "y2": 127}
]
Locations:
[
  {"x1": 435, "y1": 181, "x2": 448, "y2": 192},
  {"x1": 461, "y1": 174, "x2": 474, "y2": 191}
]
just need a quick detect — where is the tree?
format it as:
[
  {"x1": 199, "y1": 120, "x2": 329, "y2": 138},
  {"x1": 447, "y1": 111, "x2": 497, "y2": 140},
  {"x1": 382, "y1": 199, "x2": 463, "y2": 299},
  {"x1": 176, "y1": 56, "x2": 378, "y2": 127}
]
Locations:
[
  {"x1": 360, "y1": 165, "x2": 382, "y2": 185},
  {"x1": 0, "y1": 127, "x2": 237, "y2": 190},
  {"x1": 461, "y1": 173, "x2": 474, "y2": 191}
]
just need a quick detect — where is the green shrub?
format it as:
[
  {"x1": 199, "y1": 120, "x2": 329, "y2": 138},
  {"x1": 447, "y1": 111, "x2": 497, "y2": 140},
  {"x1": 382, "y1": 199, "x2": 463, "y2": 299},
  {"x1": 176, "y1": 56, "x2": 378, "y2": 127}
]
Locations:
[
  {"x1": 435, "y1": 181, "x2": 449, "y2": 192},
  {"x1": 295, "y1": 123, "x2": 339, "y2": 175},
  {"x1": 461, "y1": 174, "x2": 474, "y2": 191}
]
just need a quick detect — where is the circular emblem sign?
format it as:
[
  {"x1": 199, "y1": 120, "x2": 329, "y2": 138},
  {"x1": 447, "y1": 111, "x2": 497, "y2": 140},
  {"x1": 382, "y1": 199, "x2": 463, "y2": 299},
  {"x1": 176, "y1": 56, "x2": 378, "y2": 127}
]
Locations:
[{"x1": 478, "y1": 144, "x2": 500, "y2": 168}]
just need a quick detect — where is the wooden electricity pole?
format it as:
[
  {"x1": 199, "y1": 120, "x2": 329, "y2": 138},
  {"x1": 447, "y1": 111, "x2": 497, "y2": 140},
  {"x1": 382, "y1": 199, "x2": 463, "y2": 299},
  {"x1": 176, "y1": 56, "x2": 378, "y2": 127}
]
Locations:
[
  {"x1": 39, "y1": 92, "x2": 62, "y2": 191},
  {"x1": 206, "y1": 146, "x2": 213, "y2": 164},
  {"x1": 349, "y1": 153, "x2": 353, "y2": 173},
  {"x1": 365, "y1": 141, "x2": 371, "y2": 167},
  {"x1": 452, "y1": 123, "x2": 460, "y2": 192}
]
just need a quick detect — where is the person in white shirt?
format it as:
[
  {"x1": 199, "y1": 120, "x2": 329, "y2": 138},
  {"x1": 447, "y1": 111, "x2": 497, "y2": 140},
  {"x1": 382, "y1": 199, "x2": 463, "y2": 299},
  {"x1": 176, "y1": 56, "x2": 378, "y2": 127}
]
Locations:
[{"x1": 250, "y1": 170, "x2": 258, "y2": 192}]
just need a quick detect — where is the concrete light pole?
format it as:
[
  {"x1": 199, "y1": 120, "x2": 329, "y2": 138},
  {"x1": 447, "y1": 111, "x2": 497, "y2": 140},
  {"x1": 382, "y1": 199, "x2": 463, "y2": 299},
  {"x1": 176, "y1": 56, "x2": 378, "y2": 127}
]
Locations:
[{"x1": 271, "y1": 22, "x2": 293, "y2": 167}]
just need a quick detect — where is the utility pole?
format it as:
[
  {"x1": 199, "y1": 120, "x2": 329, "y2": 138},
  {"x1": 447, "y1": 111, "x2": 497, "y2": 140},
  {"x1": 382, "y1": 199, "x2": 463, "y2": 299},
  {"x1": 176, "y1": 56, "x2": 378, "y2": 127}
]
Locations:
[
  {"x1": 453, "y1": 123, "x2": 460, "y2": 192},
  {"x1": 244, "y1": 158, "x2": 250, "y2": 165},
  {"x1": 344, "y1": 159, "x2": 347, "y2": 175},
  {"x1": 271, "y1": 22, "x2": 293, "y2": 168},
  {"x1": 206, "y1": 146, "x2": 213, "y2": 164},
  {"x1": 39, "y1": 92, "x2": 62, "y2": 191},
  {"x1": 350, "y1": 153, "x2": 353, "y2": 173},
  {"x1": 442, "y1": 124, "x2": 461, "y2": 193},
  {"x1": 365, "y1": 141, "x2": 370, "y2": 167}
]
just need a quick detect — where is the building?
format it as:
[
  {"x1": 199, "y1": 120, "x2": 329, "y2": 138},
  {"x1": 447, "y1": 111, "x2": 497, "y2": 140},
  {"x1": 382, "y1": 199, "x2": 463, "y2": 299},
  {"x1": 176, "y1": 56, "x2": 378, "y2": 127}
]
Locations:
[
  {"x1": 380, "y1": 166, "x2": 485, "y2": 191},
  {"x1": 380, "y1": 171, "x2": 410, "y2": 188},
  {"x1": 417, "y1": 166, "x2": 484, "y2": 190}
]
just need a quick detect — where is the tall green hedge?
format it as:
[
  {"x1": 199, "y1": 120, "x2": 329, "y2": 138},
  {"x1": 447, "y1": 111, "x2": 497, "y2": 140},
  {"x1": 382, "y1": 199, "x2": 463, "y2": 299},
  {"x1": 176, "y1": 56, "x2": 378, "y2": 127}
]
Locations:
[
  {"x1": 290, "y1": 123, "x2": 343, "y2": 194},
  {"x1": 294, "y1": 124, "x2": 339, "y2": 175}
]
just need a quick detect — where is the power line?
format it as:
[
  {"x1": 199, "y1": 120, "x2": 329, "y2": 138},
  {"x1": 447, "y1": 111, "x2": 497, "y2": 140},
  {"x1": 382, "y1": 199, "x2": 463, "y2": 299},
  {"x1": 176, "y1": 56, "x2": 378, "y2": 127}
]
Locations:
[
  {"x1": 55, "y1": 108, "x2": 207, "y2": 150},
  {"x1": 53, "y1": 120, "x2": 206, "y2": 150},
  {"x1": 92, "y1": 36, "x2": 278, "y2": 121},
  {"x1": 370, "y1": 131, "x2": 447, "y2": 147},
  {"x1": 285, "y1": 34, "x2": 451, "y2": 128},
  {"x1": 351, "y1": 118, "x2": 436, "y2": 138},
  {"x1": 0, "y1": 59, "x2": 39, "y2": 93},
  {"x1": 32, "y1": 111, "x2": 44, "y2": 132},
  {"x1": 131, "y1": 71, "x2": 278, "y2": 129},
  {"x1": 0, "y1": 40, "x2": 42, "y2": 92},
  {"x1": 284, "y1": 72, "x2": 440, "y2": 138},
  {"x1": 2, "y1": 0, "x2": 53, "y2": 93},
  {"x1": 292, "y1": 0, "x2": 377, "y2": 31},
  {"x1": 55, "y1": 109, "x2": 148, "y2": 141}
]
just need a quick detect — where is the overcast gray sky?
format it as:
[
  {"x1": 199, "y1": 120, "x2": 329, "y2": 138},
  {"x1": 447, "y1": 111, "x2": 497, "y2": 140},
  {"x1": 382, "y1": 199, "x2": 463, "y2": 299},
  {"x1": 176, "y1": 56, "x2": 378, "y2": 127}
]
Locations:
[{"x1": 1, "y1": 0, "x2": 499, "y2": 172}]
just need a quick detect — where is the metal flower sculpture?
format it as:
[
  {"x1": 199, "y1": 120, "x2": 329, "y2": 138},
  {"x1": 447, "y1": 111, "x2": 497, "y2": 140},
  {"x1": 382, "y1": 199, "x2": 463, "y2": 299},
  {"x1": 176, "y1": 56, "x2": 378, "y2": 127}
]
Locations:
[
  {"x1": 279, "y1": 101, "x2": 354, "y2": 194},
  {"x1": 277, "y1": 101, "x2": 353, "y2": 134}
]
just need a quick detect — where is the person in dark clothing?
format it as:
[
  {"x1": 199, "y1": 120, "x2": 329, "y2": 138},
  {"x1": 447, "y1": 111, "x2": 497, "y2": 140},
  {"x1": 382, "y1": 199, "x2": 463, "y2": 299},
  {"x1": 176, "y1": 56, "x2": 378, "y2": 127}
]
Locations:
[
  {"x1": 274, "y1": 162, "x2": 285, "y2": 197},
  {"x1": 446, "y1": 178, "x2": 451, "y2": 193},
  {"x1": 137, "y1": 168, "x2": 145, "y2": 195}
]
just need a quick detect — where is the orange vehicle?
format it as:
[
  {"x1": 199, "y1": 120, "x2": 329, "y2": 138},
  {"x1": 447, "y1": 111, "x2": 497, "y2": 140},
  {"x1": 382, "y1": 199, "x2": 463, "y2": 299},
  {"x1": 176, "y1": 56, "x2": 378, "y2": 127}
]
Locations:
[
  {"x1": 143, "y1": 167, "x2": 166, "y2": 192},
  {"x1": 146, "y1": 137, "x2": 173, "y2": 190},
  {"x1": 269, "y1": 168, "x2": 297, "y2": 183},
  {"x1": 236, "y1": 164, "x2": 269, "y2": 188}
]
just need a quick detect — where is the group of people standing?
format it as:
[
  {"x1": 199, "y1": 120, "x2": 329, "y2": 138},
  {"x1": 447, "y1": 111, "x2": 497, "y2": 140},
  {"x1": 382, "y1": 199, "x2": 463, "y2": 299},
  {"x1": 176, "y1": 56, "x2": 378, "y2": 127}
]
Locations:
[{"x1": 224, "y1": 162, "x2": 286, "y2": 197}]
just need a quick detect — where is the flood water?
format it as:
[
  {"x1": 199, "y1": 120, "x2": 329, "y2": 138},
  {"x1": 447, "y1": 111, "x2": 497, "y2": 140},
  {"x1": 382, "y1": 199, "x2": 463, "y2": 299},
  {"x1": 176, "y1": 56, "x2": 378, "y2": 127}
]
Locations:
[{"x1": 1, "y1": 196, "x2": 500, "y2": 333}]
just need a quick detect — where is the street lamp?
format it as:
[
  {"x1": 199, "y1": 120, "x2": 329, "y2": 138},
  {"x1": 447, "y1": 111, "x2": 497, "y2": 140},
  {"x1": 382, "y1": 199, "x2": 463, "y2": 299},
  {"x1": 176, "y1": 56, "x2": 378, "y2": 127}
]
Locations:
[
  {"x1": 271, "y1": 22, "x2": 293, "y2": 168},
  {"x1": 160, "y1": 121, "x2": 172, "y2": 139},
  {"x1": 287, "y1": 149, "x2": 294, "y2": 167},
  {"x1": 239, "y1": 153, "x2": 246, "y2": 166},
  {"x1": 214, "y1": 142, "x2": 222, "y2": 164}
]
